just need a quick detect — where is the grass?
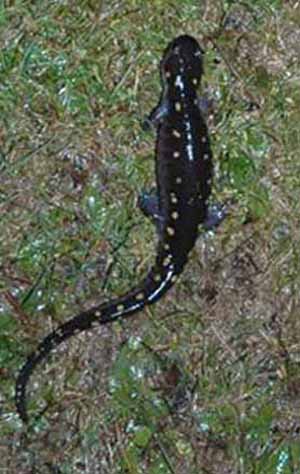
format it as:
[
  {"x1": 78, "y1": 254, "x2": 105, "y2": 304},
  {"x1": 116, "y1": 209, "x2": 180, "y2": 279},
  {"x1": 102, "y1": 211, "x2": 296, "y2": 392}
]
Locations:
[{"x1": 1, "y1": 1, "x2": 300, "y2": 473}]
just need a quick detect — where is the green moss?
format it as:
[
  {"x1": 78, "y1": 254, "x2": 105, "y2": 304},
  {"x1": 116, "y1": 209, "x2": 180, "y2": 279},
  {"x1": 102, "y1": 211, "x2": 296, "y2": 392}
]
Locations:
[{"x1": 1, "y1": 1, "x2": 300, "y2": 472}]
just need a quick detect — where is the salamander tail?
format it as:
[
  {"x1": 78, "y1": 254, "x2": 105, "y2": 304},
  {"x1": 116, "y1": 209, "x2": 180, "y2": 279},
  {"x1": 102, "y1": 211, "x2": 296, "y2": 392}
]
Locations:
[{"x1": 15, "y1": 262, "x2": 177, "y2": 422}]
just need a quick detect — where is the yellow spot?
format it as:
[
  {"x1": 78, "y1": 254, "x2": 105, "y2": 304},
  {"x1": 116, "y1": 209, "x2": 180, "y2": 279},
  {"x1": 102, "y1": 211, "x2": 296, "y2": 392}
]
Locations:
[
  {"x1": 136, "y1": 292, "x2": 145, "y2": 301},
  {"x1": 173, "y1": 151, "x2": 180, "y2": 158},
  {"x1": 171, "y1": 211, "x2": 179, "y2": 220},
  {"x1": 154, "y1": 274, "x2": 161, "y2": 282},
  {"x1": 117, "y1": 304, "x2": 124, "y2": 312},
  {"x1": 176, "y1": 177, "x2": 182, "y2": 184},
  {"x1": 170, "y1": 193, "x2": 178, "y2": 204},
  {"x1": 175, "y1": 102, "x2": 181, "y2": 112},
  {"x1": 172, "y1": 129, "x2": 181, "y2": 138},
  {"x1": 163, "y1": 255, "x2": 172, "y2": 266},
  {"x1": 167, "y1": 226, "x2": 175, "y2": 237}
]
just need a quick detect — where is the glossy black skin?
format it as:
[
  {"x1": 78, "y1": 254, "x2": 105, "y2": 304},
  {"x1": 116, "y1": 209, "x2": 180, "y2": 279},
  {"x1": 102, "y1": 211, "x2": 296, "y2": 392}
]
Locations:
[{"x1": 15, "y1": 35, "x2": 224, "y2": 423}]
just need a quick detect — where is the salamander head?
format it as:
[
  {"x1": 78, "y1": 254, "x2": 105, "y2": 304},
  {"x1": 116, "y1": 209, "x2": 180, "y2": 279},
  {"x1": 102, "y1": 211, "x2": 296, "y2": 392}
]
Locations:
[{"x1": 161, "y1": 35, "x2": 204, "y2": 86}]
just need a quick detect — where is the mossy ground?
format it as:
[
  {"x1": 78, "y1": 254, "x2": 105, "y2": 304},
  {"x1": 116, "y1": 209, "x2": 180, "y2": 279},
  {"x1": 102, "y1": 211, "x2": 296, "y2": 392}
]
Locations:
[{"x1": 1, "y1": 1, "x2": 300, "y2": 473}]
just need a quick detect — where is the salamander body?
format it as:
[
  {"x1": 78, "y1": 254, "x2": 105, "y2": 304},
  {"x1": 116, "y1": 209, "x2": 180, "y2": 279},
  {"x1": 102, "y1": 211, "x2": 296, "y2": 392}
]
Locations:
[{"x1": 15, "y1": 35, "x2": 224, "y2": 422}]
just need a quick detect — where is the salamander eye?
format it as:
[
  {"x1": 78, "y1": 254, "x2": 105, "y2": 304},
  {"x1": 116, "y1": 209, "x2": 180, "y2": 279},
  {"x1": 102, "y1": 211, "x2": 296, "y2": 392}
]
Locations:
[{"x1": 167, "y1": 226, "x2": 175, "y2": 236}]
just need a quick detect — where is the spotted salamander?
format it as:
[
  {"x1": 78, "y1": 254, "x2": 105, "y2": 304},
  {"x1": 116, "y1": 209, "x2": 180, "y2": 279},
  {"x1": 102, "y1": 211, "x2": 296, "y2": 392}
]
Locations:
[{"x1": 15, "y1": 35, "x2": 225, "y2": 422}]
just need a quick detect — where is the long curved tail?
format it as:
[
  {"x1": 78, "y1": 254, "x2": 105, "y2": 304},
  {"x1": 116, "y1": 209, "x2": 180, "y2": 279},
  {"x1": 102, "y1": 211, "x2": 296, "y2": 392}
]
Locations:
[{"x1": 15, "y1": 261, "x2": 177, "y2": 422}]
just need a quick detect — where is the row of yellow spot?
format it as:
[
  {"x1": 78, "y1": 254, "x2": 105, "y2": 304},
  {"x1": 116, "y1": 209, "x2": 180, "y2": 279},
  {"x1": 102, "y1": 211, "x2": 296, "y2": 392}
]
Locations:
[{"x1": 106, "y1": 271, "x2": 177, "y2": 314}]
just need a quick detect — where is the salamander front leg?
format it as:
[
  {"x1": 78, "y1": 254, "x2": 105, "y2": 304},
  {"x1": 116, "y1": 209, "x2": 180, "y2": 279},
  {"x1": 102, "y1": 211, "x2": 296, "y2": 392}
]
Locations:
[
  {"x1": 142, "y1": 98, "x2": 169, "y2": 131},
  {"x1": 203, "y1": 203, "x2": 227, "y2": 230},
  {"x1": 196, "y1": 95, "x2": 214, "y2": 120}
]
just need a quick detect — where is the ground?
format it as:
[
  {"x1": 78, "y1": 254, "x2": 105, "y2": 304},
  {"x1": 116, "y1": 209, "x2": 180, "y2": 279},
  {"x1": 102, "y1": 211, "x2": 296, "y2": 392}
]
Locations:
[{"x1": 1, "y1": 1, "x2": 300, "y2": 473}]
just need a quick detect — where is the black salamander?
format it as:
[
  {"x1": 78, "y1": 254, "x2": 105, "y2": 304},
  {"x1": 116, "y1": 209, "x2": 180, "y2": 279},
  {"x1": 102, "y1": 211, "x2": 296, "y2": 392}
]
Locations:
[{"x1": 15, "y1": 35, "x2": 225, "y2": 423}]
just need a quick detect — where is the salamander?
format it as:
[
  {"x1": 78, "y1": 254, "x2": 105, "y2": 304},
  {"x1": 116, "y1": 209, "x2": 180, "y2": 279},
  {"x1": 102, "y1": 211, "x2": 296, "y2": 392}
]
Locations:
[{"x1": 15, "y1": 35, "x2": 225, "y2": 423}]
